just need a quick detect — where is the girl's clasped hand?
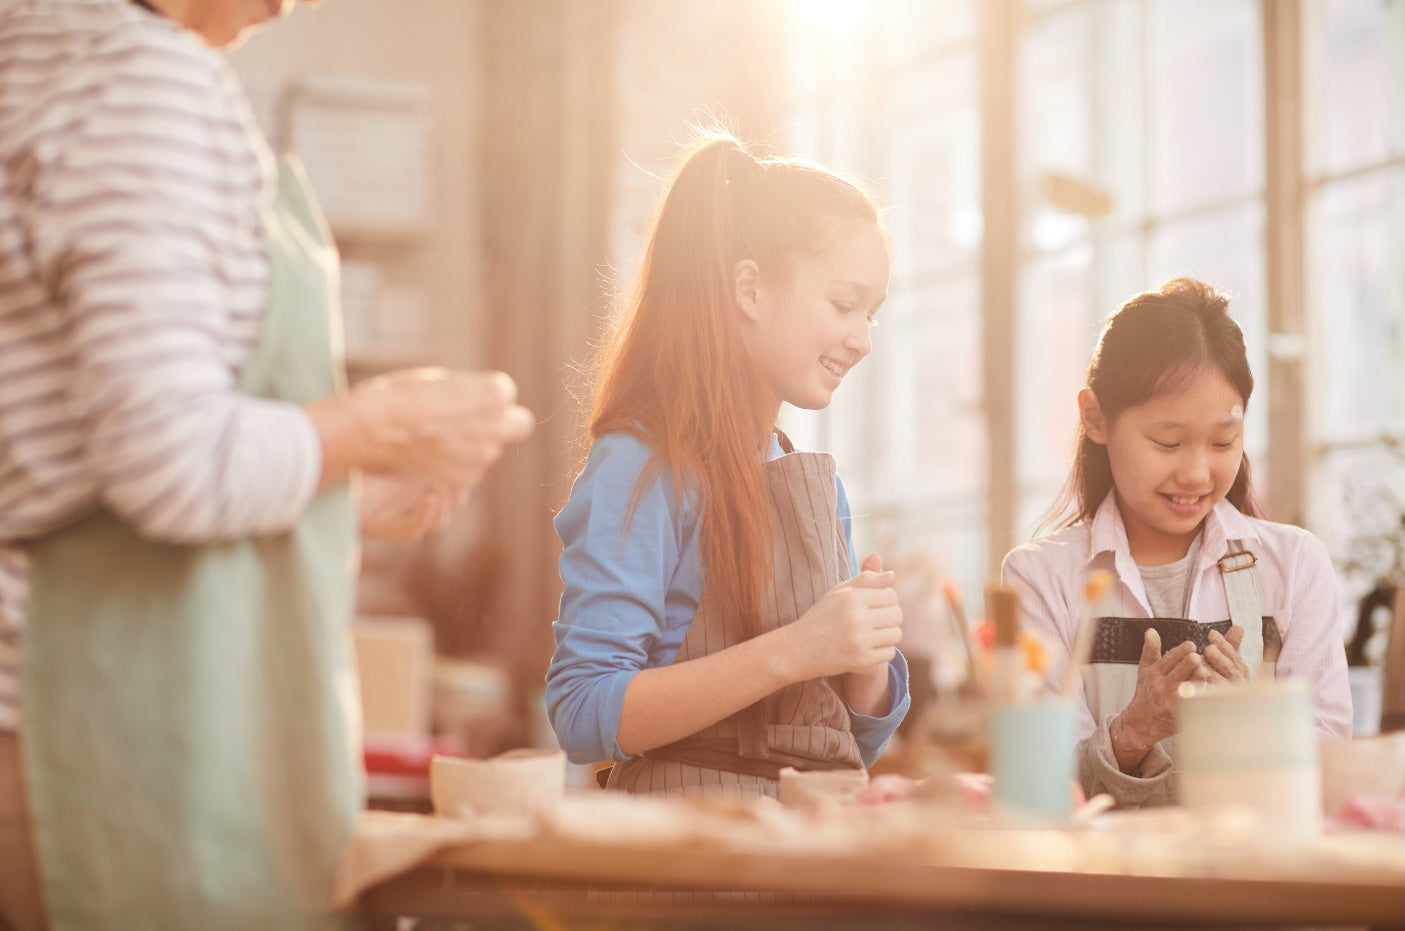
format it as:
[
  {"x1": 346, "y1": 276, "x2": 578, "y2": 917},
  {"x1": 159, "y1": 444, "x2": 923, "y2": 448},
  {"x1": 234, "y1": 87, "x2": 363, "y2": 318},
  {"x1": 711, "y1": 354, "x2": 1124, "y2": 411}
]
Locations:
[{"x1": 782, "y1": 553, "x2": 903, "y2": 714}]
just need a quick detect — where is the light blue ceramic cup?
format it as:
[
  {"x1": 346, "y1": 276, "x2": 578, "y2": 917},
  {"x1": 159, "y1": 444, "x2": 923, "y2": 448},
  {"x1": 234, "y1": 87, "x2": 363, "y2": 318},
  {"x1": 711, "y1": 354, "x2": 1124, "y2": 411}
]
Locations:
[{"x1": 989, "y1": 698, "x2": 1076, "y2": 821}]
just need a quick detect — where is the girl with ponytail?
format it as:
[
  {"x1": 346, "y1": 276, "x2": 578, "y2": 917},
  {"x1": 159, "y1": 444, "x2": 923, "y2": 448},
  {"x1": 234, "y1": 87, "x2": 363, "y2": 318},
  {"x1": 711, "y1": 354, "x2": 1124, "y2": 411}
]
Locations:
[
  {"x1": 546, "y1": 129, "x2": 909, "y2": 797},
  {"x1": 1003, "y1": 278, "x2": 1350, "y2": 808}
]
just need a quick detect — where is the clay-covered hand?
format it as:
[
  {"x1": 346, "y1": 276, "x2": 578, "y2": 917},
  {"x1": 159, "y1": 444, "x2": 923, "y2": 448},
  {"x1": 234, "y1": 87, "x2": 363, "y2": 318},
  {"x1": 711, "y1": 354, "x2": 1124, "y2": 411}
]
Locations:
[
  {"x1": 357, "y1": 474, "x2": 462, "y2": 543},
  {"x1": 1111, "y1": 628, "x2": 1204, "y2": 770},
  {"x1": 348, "y1": 369, "x2": 534, "y2": 488},
  {"x1": 1201, "y1": 626, "x2": 1251, "y2": 684}
]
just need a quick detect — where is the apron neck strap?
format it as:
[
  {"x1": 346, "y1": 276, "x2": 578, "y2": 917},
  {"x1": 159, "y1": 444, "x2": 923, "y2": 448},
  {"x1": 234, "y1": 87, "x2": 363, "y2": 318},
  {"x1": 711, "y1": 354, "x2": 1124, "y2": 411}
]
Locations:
[{"x1": 1219, "y1": 538, "x2": 1271, "y2": 676}]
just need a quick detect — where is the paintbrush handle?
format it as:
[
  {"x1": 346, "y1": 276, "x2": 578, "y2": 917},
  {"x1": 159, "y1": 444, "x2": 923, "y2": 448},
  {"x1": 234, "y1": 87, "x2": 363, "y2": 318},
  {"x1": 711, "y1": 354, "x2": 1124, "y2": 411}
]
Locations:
[
  {"x1": 987, "y1": 585, "x2": 1019, "y2": 647},
  {"x1": 1059, "y1": 615, "x2": 1096, "y2": 697},
  {"x1": 1060, "y1": 570, "x2": 1114, "y2": 698},
  {"x1": 986, "y1": 584, "x2": 1022, "y2": 702},
  {"x1": 941, "y1": 581, "x2": 985, "y2": 699}
]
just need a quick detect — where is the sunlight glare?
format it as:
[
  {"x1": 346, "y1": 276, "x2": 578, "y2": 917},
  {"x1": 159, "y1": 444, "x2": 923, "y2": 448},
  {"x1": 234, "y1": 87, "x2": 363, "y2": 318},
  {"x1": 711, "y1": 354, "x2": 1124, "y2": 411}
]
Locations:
[{"x1": 791, "y1": 0, "x2": 874, "y2": 34}]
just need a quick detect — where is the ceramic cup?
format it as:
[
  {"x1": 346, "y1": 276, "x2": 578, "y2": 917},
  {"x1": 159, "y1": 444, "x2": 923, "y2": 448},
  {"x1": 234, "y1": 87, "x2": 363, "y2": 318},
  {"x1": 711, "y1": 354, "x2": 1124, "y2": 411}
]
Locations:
[
  {"x1": 430, "y1": 748, "x2": 567, "y2": 822},
  {"x1": 1178, "y1": 678, "x2": 1321, "y2": 837},
  {"x1": 988, "y1": 697, "x2": 1076, "y2": 821}
]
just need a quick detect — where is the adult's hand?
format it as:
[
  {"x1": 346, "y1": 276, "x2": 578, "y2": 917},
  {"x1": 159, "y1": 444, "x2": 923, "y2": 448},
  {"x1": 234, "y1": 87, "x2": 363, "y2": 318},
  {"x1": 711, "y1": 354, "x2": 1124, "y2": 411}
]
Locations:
[
  {"x1": 308, "y1": 368, "x2": 534, "y2": 493},
  {"x1": 348, "y1": 369, "x2": 534, "y2": 484},
  {"x1": 357, "y1": 474, "x2": 461, "y2": 542}
]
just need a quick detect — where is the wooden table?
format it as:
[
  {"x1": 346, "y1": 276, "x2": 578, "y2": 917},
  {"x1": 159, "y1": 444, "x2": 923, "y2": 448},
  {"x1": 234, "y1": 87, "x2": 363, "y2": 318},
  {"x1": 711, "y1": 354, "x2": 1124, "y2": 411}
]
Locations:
[{"x1": 355, "y1": 817, "x2": 1405, "y2": 930}]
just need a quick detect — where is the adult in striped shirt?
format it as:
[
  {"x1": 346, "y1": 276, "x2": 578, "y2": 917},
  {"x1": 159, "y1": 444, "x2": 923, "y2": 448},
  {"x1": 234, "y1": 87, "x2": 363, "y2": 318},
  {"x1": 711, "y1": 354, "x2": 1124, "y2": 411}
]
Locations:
[
  {"x1": 0, "y1": 1, "x2": 532, "y2": 928},
  {"x1": 1002, "y1": 278, "x2": 1350, "y2": 810}
]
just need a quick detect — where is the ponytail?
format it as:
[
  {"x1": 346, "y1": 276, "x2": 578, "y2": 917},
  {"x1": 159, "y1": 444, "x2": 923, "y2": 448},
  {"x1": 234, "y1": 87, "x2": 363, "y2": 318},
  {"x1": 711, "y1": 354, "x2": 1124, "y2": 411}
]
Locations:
[{"x1": 583, "y1": 128, "x2": 881, "y2": 637}]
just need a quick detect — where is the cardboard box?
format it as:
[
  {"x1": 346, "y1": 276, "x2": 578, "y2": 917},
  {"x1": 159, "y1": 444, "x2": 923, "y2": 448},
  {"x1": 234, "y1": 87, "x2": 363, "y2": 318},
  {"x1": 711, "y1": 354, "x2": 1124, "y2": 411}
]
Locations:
[{"x1": 351, "y1": 615, "x2": 434, "y2": 741}]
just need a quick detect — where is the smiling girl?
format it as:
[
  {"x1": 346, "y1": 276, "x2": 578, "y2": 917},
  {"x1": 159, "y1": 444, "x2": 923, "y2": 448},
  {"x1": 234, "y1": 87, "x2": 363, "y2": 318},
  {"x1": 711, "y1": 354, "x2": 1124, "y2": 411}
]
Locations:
[
  {"x1": 546, "y1": 130, "x2": 909, "y2": 798},
  {"x1": 1002, "y1": 278, "x2": 1350, "y2": 808}
]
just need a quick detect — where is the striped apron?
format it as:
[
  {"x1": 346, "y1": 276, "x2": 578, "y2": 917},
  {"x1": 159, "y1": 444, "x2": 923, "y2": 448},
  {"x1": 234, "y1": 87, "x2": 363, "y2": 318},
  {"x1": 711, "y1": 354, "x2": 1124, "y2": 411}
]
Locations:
[{"x1": 608, "y1": 443, "x2": 864, "y2": 800}]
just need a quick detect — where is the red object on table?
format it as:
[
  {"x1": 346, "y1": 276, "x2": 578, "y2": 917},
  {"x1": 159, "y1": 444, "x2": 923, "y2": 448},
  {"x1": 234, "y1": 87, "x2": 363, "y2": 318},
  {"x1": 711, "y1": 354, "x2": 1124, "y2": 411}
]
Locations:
[{"x1": 363, "y1": 735, "x2": 465, "y2": 810}]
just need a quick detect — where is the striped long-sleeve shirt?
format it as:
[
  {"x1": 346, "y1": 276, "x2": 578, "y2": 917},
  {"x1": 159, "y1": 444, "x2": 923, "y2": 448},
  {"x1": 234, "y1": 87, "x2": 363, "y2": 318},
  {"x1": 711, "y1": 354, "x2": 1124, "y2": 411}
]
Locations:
[{"x1": 0, "y1": 0, "x2": 323, "y2": 732}]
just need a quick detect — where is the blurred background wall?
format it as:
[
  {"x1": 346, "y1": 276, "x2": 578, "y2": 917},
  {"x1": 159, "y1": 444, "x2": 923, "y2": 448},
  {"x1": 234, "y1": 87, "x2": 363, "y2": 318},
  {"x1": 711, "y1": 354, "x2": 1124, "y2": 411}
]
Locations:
[{"x1": 231, "y1": 0, "x2": 1405, "y2": 752}]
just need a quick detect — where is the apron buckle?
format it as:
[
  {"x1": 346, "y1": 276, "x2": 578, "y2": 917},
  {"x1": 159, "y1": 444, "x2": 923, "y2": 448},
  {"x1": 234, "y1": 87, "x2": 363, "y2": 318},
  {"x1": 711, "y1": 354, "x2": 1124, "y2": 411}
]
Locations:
[{"x1": 1217, "y1": 551, "x2": 1257, "y2": 573}]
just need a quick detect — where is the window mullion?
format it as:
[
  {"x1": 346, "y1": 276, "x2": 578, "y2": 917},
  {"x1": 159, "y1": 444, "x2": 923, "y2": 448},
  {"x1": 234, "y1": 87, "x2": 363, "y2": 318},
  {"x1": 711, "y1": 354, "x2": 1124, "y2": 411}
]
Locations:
[{"x1": 1263, "y1": 0, "x2": 1307, "y2": 524}]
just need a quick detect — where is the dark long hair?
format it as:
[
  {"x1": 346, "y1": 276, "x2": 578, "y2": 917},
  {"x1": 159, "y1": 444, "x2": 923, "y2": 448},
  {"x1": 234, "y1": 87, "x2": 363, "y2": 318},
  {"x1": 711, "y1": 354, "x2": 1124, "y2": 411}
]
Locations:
[
  {"x1": 584, "y1": 127, "x2": 882, "y2": 638},
  {"x1": 1042, "y1": 277, "x2": 1264, "y2": 531}
]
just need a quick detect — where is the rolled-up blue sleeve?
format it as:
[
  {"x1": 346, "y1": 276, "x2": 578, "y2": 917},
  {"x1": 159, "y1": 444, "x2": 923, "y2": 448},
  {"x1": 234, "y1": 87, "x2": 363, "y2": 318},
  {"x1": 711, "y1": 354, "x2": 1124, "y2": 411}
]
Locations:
[
  {"x1": 545, "y1": 434, "x2": 700, "y2": 764},
  {"x1": 835, "y1": 473, "x2": 911, "y2": 766},
  {"x1": 849, "y1": 652, "x2": 911, "y2": 766}
]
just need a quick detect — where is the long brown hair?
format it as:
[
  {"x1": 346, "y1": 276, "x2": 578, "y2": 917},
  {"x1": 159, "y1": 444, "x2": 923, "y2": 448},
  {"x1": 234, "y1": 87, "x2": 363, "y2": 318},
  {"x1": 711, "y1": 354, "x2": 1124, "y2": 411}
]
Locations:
[
  {"x1": 584, "y1": 128, "x2": 881, "y2": 637},
  {"x1": 1042, "y1": 277, "x2": 1264, "y2": 531}
]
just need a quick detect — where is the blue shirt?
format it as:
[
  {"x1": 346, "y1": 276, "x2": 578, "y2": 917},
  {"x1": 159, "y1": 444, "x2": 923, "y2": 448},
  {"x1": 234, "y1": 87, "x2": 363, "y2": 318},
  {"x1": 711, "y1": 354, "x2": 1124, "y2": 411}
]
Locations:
[{"x1": 546, "y1": 431, "x2": 910, "y2": 765}]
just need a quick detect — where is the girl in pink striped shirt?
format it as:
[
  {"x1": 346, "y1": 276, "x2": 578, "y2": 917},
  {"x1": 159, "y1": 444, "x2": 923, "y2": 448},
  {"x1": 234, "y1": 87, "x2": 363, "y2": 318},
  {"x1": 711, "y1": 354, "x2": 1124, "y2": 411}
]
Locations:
[{"x1": 1002, "y1": 277, "x2": 1350, "y2": 808}]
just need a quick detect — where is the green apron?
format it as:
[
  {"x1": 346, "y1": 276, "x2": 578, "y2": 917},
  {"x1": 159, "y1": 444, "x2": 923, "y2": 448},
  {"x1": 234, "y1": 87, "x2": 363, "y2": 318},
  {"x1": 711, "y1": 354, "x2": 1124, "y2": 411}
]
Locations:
[{"x1": 21, "y1": 157, "x2": 361, "y2": 930}]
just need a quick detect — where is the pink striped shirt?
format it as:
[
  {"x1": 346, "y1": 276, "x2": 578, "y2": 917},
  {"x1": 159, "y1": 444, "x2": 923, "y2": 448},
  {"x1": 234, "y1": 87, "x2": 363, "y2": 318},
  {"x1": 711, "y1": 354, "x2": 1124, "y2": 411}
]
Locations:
[
  {"x1": 1001, "y1": 494, "x2": 1353, "y2": 743},
  {"x1": 0, "y1": 0, "x2": 322, "y2": 732}
]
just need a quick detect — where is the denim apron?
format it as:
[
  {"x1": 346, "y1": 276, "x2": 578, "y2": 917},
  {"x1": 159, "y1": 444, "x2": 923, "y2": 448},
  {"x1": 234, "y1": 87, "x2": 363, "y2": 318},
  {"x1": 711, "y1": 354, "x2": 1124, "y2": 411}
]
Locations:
[{"x1": 21, "y1": 157, "x2": 360, "y2": 930}]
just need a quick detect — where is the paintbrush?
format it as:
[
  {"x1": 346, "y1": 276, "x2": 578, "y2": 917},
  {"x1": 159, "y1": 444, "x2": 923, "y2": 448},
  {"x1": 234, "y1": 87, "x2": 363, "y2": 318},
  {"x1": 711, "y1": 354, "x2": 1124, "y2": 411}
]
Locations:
[
  {"x1": 1058, "y1": 568, "x2": 1115, "y2": 698},
  {"x1": 940, "y1": 578, "x2": 984, "y2": 698},
  {"x1": 986, "y1": 583, "x2": 1022, "y2": 704}
]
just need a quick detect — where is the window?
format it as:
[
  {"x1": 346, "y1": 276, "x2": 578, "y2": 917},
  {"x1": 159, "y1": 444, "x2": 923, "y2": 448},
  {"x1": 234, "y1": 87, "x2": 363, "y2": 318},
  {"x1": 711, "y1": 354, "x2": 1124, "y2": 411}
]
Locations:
[
  {"x1": 1302, "y1": 0, "x2": 1405, "y2": 599},
  {"x1": 606, "y1": 0, "x2": 1405, "y2": 622},
  {"x1": 1016, "y1": 0, "x2": 1267, "y2": 537},
  {"x1": 782, "y1": 0, "x2": 990, "y2": 601}
]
